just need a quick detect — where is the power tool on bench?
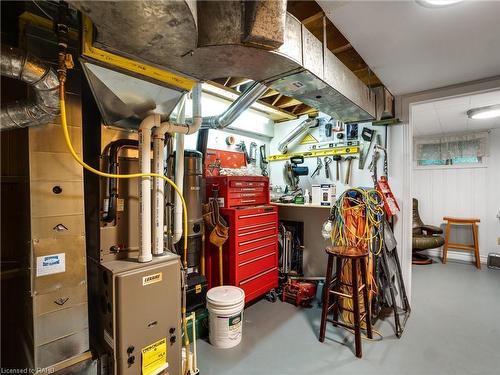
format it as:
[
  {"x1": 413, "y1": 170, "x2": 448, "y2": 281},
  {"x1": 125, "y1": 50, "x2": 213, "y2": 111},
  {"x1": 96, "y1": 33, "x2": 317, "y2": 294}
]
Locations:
[{"x1": 284, "y1": 155, "x2": 308, "y2": 191}]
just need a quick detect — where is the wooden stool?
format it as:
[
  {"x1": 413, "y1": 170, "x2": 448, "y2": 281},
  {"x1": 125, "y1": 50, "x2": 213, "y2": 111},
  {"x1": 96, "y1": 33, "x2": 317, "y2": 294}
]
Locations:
[
  {"x1": 319, "y1": 246, "x2": 372, "y2": 358},
  {"x1": 442, "y1": 217, "x2": 481, "y2": 269}
]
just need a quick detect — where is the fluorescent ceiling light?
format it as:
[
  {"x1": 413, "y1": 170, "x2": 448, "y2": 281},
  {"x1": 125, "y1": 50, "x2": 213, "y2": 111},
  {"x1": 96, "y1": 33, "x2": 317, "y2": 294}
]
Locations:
[
  {"x1": 467, "y1": 104, "x2": 500, "y2": 120},
  {"x1": 417, "y1": 0, "x2": 464, "y2": 7}
]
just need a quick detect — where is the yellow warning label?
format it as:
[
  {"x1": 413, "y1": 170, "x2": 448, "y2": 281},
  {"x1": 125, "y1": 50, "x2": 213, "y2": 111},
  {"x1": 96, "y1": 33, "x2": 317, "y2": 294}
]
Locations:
[
  {"x1": 299, "y1": 133, "x2": 318, "y2": 145},
  {"x1": 142, "y1": 338, "x2": 168, "y2": 375},
  {"x1": 195, "y1": 284, "x2": 202, "y2": 294}
]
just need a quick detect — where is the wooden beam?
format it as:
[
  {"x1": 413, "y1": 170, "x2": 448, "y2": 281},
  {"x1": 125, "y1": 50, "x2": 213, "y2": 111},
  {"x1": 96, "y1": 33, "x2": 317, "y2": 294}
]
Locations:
[
  {"x1": 259, "y1": 88, "x2": 280, "y2": 99},
  {"x1": 275, "y1": 96, "x2": 302, "y2": 109},
  {"x1": 331, "y1": 43, "x2": 352, "y2": 54},
  {"x1": 302, "y1": 11, "x2": 324, "y2": 26},
  {"x1": 271, "y1": 94, "x2": 283, "y2": 106},
  {"x1": 296, "y1": 106, "x2": 318, "y2": 116},
  {"x1": 227, "y1": 77, "x2": 252, "y2": 88}
]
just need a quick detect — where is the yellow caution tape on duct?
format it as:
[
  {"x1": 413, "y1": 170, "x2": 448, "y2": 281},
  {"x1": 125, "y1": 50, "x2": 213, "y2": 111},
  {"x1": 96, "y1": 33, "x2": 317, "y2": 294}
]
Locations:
[{"x1": 82, "y1": 16, "x2": 195, "y2": 91}]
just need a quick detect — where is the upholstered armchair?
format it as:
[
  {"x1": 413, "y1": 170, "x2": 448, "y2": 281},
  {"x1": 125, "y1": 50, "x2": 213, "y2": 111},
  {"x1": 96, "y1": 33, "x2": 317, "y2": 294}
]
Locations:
[{"x1": 412, "y1": 198, "x2": 445, "y2": 265}]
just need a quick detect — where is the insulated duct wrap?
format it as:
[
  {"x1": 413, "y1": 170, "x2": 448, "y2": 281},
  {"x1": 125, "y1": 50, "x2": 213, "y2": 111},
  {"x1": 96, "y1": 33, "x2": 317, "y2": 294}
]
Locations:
[{"x1": 1, "y1": 45, "x2": 60, "y2": 130}]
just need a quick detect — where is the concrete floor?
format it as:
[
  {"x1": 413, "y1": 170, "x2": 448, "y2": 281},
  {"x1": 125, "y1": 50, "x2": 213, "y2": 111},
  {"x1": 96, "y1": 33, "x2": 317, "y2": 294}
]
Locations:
[{"x1": 197, "y1": 261, "x2": 500, "y2": 374}]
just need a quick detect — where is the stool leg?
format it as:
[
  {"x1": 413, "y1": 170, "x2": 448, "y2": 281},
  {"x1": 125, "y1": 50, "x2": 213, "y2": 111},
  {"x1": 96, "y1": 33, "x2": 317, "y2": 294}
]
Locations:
[
  {"x1": 332, "y1": 257, "x2": 342, "y2": 327},
  {"x1": 442, "y1": 222, "x2": 450, "y2": 264},
  {"x1": 359, "y1": 257, "x2": 373, "y2": 339},
  {"x1": 319, "y1": 254, "x2": 334, "y2": 342},
  {"x1": 351, "y1": 259, "x2": 362, "y2": 358},
  {"x1": 472, "y1": 223, "x2": 481, "y2": 270}
]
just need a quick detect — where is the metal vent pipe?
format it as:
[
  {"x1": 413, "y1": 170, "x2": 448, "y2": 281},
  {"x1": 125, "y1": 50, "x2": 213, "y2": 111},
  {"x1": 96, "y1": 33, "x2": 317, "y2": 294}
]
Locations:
[
  {"x1": 0, "y1": 45, "x2": 60, "y2": 131},
  {"x1": 199, "y1": 81, "x2": 268, "y2": 129}
]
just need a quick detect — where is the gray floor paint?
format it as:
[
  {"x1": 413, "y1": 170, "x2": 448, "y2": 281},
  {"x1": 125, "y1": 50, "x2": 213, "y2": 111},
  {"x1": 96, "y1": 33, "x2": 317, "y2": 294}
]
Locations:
[{"x1": 197, "y1": 261, "x2": 500, "y2": 374}]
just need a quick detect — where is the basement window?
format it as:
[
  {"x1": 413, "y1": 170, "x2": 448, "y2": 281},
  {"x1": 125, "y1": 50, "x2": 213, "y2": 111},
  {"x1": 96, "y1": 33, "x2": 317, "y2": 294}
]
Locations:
[{"x1": 414, "y1": 132, "x2": 489, "y2": 167}]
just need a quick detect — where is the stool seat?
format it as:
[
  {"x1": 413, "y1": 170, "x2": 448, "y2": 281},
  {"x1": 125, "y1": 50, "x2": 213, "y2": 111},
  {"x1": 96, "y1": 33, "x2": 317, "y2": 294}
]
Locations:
[
  {"x1": 443, "y1": 217, "x2": 480, "y2": 224},
  {"x1": 326, "y1": 246, "x2": 368, "y2": 258}
]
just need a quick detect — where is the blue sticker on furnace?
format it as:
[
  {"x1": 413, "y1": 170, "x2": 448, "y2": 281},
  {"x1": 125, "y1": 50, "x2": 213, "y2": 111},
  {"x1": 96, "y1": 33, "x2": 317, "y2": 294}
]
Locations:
[{"x1": 43, "y1": 256, "x2": 60, "y2": 267}]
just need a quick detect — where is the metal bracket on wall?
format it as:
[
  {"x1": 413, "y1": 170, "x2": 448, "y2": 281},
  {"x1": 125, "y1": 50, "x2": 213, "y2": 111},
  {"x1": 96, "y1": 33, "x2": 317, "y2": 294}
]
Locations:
[{"x1": 267, "y1": 146, "x2": 359, "y2": 162}]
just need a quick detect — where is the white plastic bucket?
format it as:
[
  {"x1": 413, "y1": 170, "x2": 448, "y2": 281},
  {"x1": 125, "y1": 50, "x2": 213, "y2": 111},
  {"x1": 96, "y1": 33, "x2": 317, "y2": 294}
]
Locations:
[{"x1": 206, "y1": 286, "x2": 245, "y2": 348}]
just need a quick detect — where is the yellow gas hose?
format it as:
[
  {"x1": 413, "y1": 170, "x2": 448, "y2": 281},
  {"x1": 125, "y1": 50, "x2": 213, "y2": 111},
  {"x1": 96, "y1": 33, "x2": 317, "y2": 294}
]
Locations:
[{"x1": 59, "y1": 83, "x2": 192, "y2": 373}]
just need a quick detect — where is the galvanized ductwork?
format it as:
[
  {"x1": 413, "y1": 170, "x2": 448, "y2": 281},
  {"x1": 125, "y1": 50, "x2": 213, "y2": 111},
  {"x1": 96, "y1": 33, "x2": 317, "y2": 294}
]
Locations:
[
  {"x1": 277, "y1": 117, "x2": 322, "y2": 154},
  {"x1": 0, "y1": 45, "x2": 60, "y2": 131},
  {"x1": 200, "y1": 82, "x2": 268, "y2": 129},
  {"x1": 71, "y1": 0, "x2": 379, "y2": 123}
]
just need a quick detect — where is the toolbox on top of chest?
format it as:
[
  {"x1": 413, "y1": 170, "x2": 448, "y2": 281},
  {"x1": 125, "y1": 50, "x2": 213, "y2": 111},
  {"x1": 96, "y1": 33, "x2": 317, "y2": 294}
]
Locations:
[
  {"x1": 205, "y1": 176, "x2": 270, "y2": 208},
  {"x1": 205, "y1": 205, "x2": 279, "y2": 303}
]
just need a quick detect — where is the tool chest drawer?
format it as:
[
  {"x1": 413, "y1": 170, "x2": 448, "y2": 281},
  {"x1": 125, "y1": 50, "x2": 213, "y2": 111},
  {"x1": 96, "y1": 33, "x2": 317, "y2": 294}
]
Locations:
[
  {"x1": 237, "y1": 241, "x2": 276, "y2": 263},
  {"x1": 206, "y1": 176, "x2": 270, "y2": 208},
  {"x1": 237, "y1": 251, "x2": 276, "y2": 280},
  {"x1": 238, "y1": 267, "x2": 278, "y2": 303},
  {"x1": 204, "y1": 205, "x2": 278, "y2": 303}
]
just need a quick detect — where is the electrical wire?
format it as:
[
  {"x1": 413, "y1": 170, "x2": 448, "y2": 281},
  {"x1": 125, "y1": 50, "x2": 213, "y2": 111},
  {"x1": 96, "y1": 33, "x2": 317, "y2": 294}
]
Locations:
[
  {"x1": 329, "y1": 188, "x2": 385, "y2": 337},
  {"x1": 59, "y1": 81, "x2": 192, "y2": 373},
  {"x1": 58, "y1": 83, "x2": 188, "y2": 259}
]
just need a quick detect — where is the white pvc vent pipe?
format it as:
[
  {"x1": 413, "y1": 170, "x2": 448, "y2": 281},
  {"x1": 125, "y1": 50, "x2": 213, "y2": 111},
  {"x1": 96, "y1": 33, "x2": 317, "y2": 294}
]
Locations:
[{"x1": 138, "y1": 114, "x2": 161, "y2": 263}]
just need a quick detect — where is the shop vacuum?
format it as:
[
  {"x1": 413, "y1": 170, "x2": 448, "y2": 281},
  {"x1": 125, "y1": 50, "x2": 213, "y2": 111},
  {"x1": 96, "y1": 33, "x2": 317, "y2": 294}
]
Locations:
[{"x1": 175, "y1": 150, "x2": 208, "y2": 312}]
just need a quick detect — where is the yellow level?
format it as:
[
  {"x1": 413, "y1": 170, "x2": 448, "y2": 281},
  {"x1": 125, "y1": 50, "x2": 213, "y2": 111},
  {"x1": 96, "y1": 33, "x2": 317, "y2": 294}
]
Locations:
[{"x1": 267, "y1": 146, "x2": 359, "y2": 162}]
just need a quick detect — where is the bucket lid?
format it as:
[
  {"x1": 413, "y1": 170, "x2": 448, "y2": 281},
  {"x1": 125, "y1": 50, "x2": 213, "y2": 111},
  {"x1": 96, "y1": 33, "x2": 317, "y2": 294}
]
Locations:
[{"x1": 206, "y1": 286, "x2": 245, "y2": 306}]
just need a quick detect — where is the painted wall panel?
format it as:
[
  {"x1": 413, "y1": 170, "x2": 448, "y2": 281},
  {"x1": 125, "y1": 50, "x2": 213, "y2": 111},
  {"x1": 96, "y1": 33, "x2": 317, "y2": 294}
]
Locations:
[{"x1": 412, "y1": 128, "x2": 500, "y2": 263}]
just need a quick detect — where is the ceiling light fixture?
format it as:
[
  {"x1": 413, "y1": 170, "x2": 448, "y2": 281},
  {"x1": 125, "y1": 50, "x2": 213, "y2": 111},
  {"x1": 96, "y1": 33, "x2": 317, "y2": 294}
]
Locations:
[
  {"x1": 467, "y1": 104, "x2": 500, "y2": 120},
  {"x1": 416, "y1": 0, "x2": 464, "y2": 8}
]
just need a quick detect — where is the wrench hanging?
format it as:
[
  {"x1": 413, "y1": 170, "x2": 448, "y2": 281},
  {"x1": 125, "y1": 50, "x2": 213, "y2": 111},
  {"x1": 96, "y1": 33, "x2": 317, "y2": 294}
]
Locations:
[{"x1": 324, "y1": 157, "x2": 332, "y2": 179}]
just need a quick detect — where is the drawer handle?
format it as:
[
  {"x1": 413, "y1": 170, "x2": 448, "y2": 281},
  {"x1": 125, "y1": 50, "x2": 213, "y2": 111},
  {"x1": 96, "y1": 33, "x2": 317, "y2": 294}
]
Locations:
[
  {"x1": 241, "y1": 199, "x2": 256, "y2": 203},
  {"x1": 238, "y1": 242, "x2": 275, "y2": 255},
  {"x1": 240, "y1": 188, "x2": 257, "y2": 191},
  {"x1": 239, "y1": 234, "x2": 276, "y2": 246},
  {"x1": 239, "y1": 252, "x2": 274, "y2": 267},
  {"x1": 239, "y1": 212, "x2": 275, "y2": 219},
  {"x1": 239, "y1": 222, "x2": 276, "y2": 231},
  {"x1": 237, "y1": 227, "x2": 275, "y2": 237},
  {"x1": 239, "y1": 267, "x2": 277, "y2": 285}
]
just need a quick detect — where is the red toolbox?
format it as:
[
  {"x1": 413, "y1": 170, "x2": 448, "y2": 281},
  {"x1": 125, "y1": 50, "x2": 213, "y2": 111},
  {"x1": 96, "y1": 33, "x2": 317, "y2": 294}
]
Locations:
[
  {"x1": 205, "y1": 205, "x2": 278, "y2": 303},
  {"x1": 205, "y1": 176, "x2": 270, "y2": 208}
]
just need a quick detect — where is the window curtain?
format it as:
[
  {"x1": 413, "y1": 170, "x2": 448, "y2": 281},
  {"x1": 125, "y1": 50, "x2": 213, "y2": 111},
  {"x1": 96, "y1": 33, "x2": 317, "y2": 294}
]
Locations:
[{"x1": 414, "y1": 132, "x2": 489, "y2": 165}]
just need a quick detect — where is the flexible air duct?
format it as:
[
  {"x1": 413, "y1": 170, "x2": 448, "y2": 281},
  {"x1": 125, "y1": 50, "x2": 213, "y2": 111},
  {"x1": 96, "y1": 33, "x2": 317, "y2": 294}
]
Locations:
[{"x1": 0, "y1": 45, "x2": 59, "y2": 130}]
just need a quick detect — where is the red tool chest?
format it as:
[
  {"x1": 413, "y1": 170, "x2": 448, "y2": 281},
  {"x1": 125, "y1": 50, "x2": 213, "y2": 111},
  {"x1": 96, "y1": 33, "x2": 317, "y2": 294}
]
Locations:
[
  {"x1": 204, "y1": 205, "x2": 279, "y2": 303},
  {"x1": 205, "y1": 176, "x2": 269, "y2": 208}
]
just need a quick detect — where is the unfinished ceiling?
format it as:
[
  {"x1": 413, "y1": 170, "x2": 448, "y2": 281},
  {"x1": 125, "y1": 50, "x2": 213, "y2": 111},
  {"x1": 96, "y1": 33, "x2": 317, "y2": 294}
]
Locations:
[
  {"x1": 318, "y1": 0, "x2": 500, "y2": 95},
  {"x1": 412, "y1": 89, "x2": 500, "y2": 137},
  {"x1": 72, "y1": 0, "x2": 385, "y2": 125},
  {"x1": 211, "y1": 0, "x2": 385, "y2": 121}
]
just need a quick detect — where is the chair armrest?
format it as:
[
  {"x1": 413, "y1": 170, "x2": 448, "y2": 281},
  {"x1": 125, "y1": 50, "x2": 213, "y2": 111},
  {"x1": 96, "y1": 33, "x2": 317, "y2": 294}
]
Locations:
[{"x1": 417, "y1": 225, "x2": 443, "y2": 235}]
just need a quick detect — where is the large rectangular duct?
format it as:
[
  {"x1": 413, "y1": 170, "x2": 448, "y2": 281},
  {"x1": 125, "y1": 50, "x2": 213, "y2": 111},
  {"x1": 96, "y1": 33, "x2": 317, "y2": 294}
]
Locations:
[{"x1": 73, "y1": 1, "x2": 378, "y2": 123}]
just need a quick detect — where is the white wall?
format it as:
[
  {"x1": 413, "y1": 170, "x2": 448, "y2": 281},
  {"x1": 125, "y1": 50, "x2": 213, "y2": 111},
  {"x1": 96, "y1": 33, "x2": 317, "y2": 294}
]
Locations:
[
  {"x1": 268, "y1": 114, "x2": 387, "y2": 276},
  {"x1": 269, "y1": 114, "x2": 386, "y2": 195},
  {"x1": 393, "y1": 76, "x2": 500, "y2": 302},
  {"x1": 183, "y1": 92, "x2": 274, "y2": 151},
  {"x1": 413, "y1": 128, "x2": 500, "y2": 263}
]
